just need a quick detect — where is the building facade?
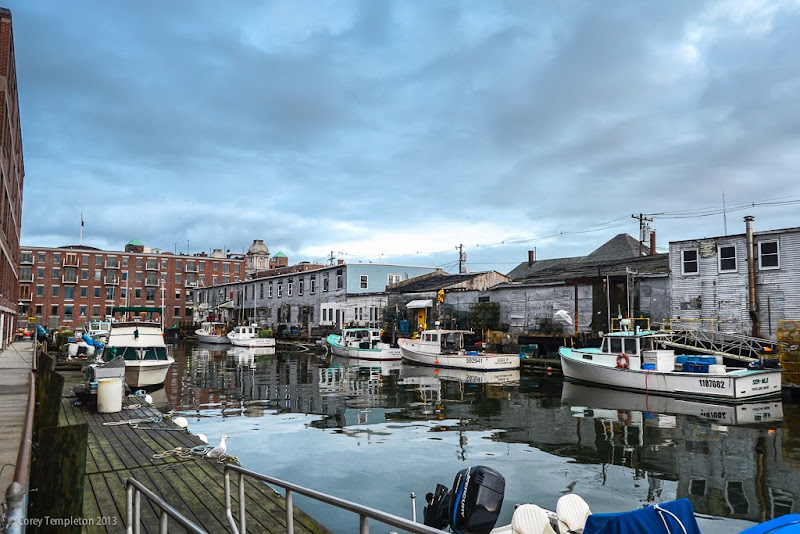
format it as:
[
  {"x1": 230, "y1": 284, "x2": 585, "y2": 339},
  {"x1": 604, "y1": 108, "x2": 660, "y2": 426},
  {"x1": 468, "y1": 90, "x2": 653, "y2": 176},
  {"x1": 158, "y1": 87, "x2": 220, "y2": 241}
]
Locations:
[
  {"x1": 195, "y1": 262, "x2": 439, "y2": 333},
  {"x1": 0, "y1": 8, "x2": 23, "y2": 346},
  {"x1": 670, "y1": 217, "x2": 800, "y2": 339},
  {"x1": 18, "y1": 244, "x2": 245, "y2": 331}
]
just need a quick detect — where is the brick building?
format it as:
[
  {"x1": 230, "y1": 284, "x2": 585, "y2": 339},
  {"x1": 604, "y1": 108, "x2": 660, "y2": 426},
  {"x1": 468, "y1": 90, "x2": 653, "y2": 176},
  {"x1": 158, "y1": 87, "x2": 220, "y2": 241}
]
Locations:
[
  {"x1": 18, "y1": 243, "x2": 245, "y2": 332},
  {"x1": 0, "y1": 8, "x2": 24, "y2": 346}
]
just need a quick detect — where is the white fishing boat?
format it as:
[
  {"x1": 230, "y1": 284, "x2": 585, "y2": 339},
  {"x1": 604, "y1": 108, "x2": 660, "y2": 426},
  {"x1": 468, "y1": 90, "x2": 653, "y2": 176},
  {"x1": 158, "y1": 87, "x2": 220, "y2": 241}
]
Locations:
[
  {"x1": 195, "y1": 321, "x2": 231, "y2": 344},
  {"x1": 104, "y1": 316, "x2": 173, "y2": 388},
  {"x1": 559, "y1": 330, "x2": 782, "y2": 403},
  {"x1": 227, "y1": 324, "x2": 276, "y2": 348},
  {"x1": 326, "y1": 328, "x2": 401, "y2": 360},
  {"x1": 83, "y1": 320, "x2": 112, "y2": 342},
  {"x1": 398, "y1": 329, "x2": 520, "y2": 371}
]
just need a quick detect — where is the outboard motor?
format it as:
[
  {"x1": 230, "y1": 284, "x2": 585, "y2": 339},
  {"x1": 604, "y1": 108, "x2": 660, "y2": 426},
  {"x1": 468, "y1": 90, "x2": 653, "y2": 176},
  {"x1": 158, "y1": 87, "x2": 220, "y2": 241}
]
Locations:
[{"x1": 423, "y1": 466, "x2": 505, "y2": 534}]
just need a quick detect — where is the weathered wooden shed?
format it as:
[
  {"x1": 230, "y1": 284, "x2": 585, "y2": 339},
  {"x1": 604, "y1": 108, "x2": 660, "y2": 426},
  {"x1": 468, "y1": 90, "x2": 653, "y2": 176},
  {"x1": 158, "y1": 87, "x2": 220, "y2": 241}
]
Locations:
[{"x1": 669, "y1": 217, "x2": 800, "y2": 340}]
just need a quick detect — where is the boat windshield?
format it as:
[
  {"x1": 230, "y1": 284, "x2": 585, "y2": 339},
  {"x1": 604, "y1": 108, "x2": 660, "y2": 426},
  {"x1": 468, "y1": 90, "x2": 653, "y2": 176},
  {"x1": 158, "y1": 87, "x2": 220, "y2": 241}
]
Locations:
[
  {"x1": 116, "y1": 346, "x2": 170, "y2": 361},
  {"x1": 441, "y1": 332, "x2": 464, "y2": 352}
]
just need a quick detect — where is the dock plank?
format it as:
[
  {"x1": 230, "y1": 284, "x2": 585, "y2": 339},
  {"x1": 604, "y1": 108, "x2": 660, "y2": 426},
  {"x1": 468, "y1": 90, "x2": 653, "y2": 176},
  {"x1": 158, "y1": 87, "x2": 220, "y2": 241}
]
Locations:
[{"x1": 59, "y1": 395, "x2": 330, "y2": 533}]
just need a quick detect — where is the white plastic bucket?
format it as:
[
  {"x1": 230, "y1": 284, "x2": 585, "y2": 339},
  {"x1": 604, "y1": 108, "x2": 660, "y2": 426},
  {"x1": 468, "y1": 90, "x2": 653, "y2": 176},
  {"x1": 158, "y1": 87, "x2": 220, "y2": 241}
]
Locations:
[
  {"x1": 67, "y1": 343, "x2": 78, "y2": 356},
  {"x1": 97, "y1": 378, "x2": 123, "y2": 413}
]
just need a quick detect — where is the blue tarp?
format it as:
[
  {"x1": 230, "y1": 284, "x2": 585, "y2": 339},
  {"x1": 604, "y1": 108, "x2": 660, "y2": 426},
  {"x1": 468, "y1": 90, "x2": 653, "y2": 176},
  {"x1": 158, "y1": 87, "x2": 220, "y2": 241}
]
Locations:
[
  {"x1": 583, "y1": 499, "x2": 701, "y2": 534},
  {"x1": 739, "y1": 514, "x2": 800, "y2": 533}
]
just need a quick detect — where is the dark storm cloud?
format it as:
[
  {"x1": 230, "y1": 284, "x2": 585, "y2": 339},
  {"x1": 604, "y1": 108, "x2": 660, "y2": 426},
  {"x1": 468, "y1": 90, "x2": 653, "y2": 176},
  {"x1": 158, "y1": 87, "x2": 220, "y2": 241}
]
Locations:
[{"x1": 10, "y1": 0, "x2": 800, "y2": 271}]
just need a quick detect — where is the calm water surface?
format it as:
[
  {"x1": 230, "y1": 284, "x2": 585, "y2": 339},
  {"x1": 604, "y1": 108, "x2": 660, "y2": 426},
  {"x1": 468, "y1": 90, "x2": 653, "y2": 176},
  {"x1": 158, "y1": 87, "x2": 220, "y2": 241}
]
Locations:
[{"x1": 154, "y1": 341, "x2": 799, "y2": 534}]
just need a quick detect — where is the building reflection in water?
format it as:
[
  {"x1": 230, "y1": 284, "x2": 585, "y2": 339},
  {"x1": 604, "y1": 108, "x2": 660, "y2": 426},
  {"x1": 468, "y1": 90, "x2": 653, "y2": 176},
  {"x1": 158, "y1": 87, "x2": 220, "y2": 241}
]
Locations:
[{"x1": 154, "y1": 341, "x2": 800, "y2": 526}]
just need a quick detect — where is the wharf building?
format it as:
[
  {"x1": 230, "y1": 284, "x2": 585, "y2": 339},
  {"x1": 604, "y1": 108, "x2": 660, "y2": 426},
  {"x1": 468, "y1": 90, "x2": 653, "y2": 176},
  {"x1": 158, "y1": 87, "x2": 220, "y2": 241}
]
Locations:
[
  {"x1": 195, "y1": 242, "x2": 439, "y2": 334},
  {"x1": 0, "y1": 7, "x2": 24, "y2": 347},
  {"x1": 18, "y1": 241, "x2": 245, "y2": 331}
]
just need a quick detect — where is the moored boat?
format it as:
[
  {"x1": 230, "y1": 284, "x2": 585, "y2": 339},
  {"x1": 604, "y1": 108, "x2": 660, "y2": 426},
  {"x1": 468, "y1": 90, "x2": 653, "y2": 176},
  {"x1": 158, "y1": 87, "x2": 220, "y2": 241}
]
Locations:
[
  {"x1": 195, "y1": 321, "x2": 231, "y2": 344},
  {"x1": 227, "y1": 323, "x2": 275, "y2": 348},
  {"x1": 398, "y1": 329, "x2": 520, "y2": 371},
  {"x1": 559, "y1": 330, "x2": 782, "y2": 402},
  {"x1": 326, "y1": 328, "x2": 401, "y2": 360},
  {"x1": 104, "y1": 318, "x2": 173, "y2": 388}
]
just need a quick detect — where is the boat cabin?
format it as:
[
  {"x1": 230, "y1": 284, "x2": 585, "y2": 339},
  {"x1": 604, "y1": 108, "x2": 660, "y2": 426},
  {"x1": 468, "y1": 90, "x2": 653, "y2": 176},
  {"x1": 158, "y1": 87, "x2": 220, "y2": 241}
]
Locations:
[
  {"x1": 233, "y1": 325, "x2": 260, "y2": 336},
  {"x1": 599, "y1": 332, "x2": 670, "y2": 357},
  {"x1": 342, "y1": 328, "x2": 383, "y2": 348},
  {"x1": 419, "y1": 330, "x2": 479, "y2": 354},
  {"x1": 84, "y1": 321, "x2": 112, "y2": 338}
]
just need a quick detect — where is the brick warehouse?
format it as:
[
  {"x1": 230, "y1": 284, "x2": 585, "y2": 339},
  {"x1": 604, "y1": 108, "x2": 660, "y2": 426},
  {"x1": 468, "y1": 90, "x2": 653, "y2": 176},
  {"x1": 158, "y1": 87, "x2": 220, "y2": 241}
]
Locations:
[
  {"x1": 18, "y1": 243, "x2": 245, "y2": 332},
  {"x1": 0, "y1": 8, "x2": 23, "y2": 347}
]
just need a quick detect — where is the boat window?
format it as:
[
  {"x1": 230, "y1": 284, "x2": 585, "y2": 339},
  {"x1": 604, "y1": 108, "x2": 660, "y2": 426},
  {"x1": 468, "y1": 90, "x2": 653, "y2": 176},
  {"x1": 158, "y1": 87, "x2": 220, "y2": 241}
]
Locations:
[
  {"x1": 609, "y1": 338, "x2": 623, "y2": 353},
  {"x1": 624, "y1": 338, "x2": 638, "y2": 355},
  {"x1": 640, "y1": 337, "x2": 654, "y2": 351}
]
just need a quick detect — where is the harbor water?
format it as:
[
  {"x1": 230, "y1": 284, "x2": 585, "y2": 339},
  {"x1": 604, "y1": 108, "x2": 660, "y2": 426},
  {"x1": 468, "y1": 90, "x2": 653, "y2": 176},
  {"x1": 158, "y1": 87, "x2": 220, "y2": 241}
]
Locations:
[{"x1": 153, "y1": 341, "x2": 799, "y2": 534}]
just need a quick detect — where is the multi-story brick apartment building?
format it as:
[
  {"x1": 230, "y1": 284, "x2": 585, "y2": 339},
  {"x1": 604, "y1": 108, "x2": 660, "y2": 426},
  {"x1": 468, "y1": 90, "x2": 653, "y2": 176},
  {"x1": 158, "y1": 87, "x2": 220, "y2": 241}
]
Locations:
[
  {"x1": 0, "y1": 8, "x2": 24, "y2": 347},
  {"x1": 18, "y1": 242, "x2": 245, "y2": 332}
]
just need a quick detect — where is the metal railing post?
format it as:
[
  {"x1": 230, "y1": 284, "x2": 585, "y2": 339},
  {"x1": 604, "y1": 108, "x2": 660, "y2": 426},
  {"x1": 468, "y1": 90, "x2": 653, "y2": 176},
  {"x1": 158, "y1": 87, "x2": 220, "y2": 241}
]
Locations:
[
  {"x1": 360, "y1": 514, "x2": 369, "y2": 533},
  {"x1": 126, "y1": 484, "x2": 134, "y2": 534},
  {"x1": 285, "y1": 489, "x2": 294, "y2": 534},
  {"x1": 238, "y1": 472, "x2": 246, "y2": 534},
  {"x1": 224, "y1": 470, "x2": 239, "y2": 534}
]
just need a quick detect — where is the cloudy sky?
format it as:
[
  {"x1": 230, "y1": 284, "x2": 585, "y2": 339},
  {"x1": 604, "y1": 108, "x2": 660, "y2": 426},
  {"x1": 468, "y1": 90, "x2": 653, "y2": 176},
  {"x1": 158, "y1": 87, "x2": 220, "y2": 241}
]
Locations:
[{"x1": 9, "y1": 0, "x2": 800, "y2": 274}]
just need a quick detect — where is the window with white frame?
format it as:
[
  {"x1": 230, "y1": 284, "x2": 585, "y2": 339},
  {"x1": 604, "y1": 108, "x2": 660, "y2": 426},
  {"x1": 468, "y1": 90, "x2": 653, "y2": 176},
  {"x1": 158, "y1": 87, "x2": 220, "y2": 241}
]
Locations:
[
  {"x1": 288, "y1": 281, "x2": 293, "y2": 296},
  {"x1": 718, "y1": 245, "x2": 737, "y2": 272},
  {"x1": 360, "y1": 275, "x2": 368, "y2": 289},
  {"x1": 682, "y1": 249, "x2": 698, "y2": 275},
  {"x1": 758, "y1": 240, "x2": 779, "y2": 270},
  {"x1": 268, "y1": 283, "x2": 273, "y2": 298},
  {"x1": 388, "y1": 274, "x2": 401, "y2": 285}
]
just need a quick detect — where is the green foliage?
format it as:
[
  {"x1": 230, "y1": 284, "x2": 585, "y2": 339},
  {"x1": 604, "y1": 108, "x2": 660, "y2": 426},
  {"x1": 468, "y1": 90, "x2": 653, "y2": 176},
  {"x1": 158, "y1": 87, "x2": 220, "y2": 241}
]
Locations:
[{"x1": 258, "y1": 329, "x2": 273, "y2": 338}]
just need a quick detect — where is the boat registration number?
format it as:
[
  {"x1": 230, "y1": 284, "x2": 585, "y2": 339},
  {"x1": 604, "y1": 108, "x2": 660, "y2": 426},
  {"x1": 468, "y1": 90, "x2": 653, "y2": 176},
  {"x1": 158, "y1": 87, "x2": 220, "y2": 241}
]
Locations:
[
  {"x1": 699, "y1": 379, "x2": 725, "y2": 389},
  {"x1": 466, "y1": 357, "x2": 483, "y2": 364}
]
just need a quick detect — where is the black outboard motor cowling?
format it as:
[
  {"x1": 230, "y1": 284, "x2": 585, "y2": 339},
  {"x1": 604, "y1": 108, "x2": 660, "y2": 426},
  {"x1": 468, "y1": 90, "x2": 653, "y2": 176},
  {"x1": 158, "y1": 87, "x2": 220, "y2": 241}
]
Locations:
[{"x1": 423, "y1": 483, "x2": 451, "y2": 530}]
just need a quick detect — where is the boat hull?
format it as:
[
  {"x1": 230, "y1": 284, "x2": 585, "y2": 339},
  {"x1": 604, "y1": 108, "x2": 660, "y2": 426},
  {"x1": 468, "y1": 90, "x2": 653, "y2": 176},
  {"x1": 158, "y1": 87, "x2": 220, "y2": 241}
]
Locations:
[
  {"x1": 195, "y1": 332, "x2": 231, "y2": 345},
  {"x1": 327, "y1": 334, "x2": 401, "y2": 361},
  {"x1": 560, "y1": 348, "x2": 781, "y2": 402},
  {"x1": 230, "y1": 337, "x2": 276, "y2": 348},
  {"x1": 124, "y1": 360, "x2": 173, "y2": 388},
  {"x1": 398, "y1": 340, "x2": 520, "y2": 371}
]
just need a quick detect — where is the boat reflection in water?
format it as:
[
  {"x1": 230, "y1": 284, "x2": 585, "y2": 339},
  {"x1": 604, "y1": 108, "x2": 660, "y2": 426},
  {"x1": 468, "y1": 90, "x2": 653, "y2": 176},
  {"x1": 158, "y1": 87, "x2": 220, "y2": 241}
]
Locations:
[
  {"x1": 400, "y1": 364, "x2": 520, "y2": 385},
  {"x1": 562, "y1": 382, "x2": 783, "y2": 427},
  {"x1": 559, "y1": 382, "x2": 789, "y2": 525},
  {"x1": 229, "y1": 345, "x2": 277, "y2": 367}
]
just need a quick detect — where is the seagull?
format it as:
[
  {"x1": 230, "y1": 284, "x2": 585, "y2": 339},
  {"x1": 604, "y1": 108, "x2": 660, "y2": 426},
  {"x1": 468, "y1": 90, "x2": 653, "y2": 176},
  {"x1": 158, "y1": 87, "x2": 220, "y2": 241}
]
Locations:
[{"x1": 206, "y1": 435, "x2": 230, "y2": 459}]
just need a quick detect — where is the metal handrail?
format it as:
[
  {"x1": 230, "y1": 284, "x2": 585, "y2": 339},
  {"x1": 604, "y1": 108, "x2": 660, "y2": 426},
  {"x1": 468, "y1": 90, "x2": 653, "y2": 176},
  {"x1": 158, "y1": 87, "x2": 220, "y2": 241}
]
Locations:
[
  {"x1": 1, "y1": 338, "x2": 37, "y2": 534},
  {"x1": 124, "y1": 478, "x2": 207, "y2": 534},
  {"x1": 223, "y1": 464, "x2": 443, "y2": 534}
]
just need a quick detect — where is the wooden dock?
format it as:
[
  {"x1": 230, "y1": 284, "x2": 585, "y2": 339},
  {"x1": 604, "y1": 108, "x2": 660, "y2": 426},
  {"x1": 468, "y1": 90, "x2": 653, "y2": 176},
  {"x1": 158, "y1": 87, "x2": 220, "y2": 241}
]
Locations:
[{"x1": 56, "y1": 385, "x2": 330, "y2": 533}]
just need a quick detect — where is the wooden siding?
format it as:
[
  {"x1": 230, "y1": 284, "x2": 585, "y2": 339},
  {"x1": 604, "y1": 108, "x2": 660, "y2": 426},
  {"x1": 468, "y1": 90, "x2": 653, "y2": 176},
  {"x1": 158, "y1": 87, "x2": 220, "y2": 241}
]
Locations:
[{"x1": 670, "y1": 228, "x2": 800, "y2": 339}]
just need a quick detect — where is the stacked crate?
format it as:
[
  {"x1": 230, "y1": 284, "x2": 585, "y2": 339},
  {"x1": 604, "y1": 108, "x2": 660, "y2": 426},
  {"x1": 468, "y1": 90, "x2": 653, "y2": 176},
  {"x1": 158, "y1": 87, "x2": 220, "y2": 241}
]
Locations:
[{"x1": 777, "y1": 320, "x2": 800, "y2": 388}]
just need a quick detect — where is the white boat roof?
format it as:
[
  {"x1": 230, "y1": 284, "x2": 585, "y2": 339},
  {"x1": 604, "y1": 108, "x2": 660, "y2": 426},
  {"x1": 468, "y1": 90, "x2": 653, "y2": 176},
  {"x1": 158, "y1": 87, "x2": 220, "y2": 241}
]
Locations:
[{"x1": 107, "y1": 322, "x2": 166, "y2": 347}]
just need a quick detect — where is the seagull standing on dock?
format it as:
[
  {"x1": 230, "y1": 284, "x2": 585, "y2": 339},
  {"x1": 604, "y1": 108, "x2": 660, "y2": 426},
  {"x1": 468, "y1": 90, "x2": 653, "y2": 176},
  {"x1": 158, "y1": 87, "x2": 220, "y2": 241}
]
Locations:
[{"x1": 206, "y1": 435, "x2": 230, "y2": 459}]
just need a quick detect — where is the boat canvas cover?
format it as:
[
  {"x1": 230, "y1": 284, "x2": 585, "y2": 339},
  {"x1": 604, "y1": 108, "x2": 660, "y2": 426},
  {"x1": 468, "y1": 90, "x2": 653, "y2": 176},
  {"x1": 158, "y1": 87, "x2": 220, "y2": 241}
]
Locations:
[
  {"x1": 739, "y1": 514, "x2": 800, "y2": 533},
  {"x1": 583, "y1": 499, "x2": 700, "y2": 534}
]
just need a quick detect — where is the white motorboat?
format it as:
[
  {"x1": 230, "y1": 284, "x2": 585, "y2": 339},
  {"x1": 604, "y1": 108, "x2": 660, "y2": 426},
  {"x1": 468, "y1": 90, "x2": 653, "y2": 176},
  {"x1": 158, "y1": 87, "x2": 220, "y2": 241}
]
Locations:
[
  {"x1": 83, "y1": 320, "x2": 112, "y2": 342},
  {"x1": 398, "y1": 329, "x2": 520, "y2": 371},
  {"x1": 104, "y1": 318, "x2": 173, "y2": 388},
  {"x1": 559, "y1": 330, "x2": 782, "y2": 402},
  {"x1": 227, "y1": 324, "x2": 276, "y2": 348},
  {"x1": 195, "y1": 321, "x2": 231, "y2": 344},
  {"x1": 326, "y1": 328, "x2": 401, "y2": 360}
]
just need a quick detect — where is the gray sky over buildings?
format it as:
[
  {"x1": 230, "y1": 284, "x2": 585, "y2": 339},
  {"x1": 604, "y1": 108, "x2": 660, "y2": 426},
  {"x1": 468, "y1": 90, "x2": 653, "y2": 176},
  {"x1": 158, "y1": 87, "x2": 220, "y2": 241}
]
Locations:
[{"x1": 10, "y1": 1, "x2": 800, "y2": 274}]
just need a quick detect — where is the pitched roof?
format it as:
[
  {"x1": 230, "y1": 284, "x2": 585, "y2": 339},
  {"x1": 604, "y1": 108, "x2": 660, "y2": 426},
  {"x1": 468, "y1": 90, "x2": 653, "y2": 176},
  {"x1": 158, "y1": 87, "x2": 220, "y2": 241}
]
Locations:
[
  {"x1": 581, "y1": 233, "x2": 648, "y2": 263},
  {"x1": 127, "y1": 239, "x2": 143, "y2": 247},
  {"x1": 507, "y1": 233, "x2": 653, "y2": 282},
  {"x1": 273, "y1": 252, "x2": 287, "y2": 258}
]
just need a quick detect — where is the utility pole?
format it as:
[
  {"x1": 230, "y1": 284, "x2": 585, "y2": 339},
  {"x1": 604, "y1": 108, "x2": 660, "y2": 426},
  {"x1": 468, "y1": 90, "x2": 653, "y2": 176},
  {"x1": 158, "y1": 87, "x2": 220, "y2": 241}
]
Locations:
[
  {"x1": 631, "y1": 213, "x2": 654, "y2": 255},
  {"x1": 457, "y1": 244, "x2": 466, "y2": 274}
]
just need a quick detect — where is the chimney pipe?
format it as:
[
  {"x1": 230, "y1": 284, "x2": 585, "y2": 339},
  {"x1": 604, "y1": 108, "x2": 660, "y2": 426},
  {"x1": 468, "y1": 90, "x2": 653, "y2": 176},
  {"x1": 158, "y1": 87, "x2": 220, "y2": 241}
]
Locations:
[
  {"x1": 649, "y1": 231, "x2": 656, "y2": 255},
  {"x1": 528, "y1": 250, "x2": 535, "y2": 265},
  {"x1": 744, "y1": 215, "x2": 760, "y2": 337}
]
